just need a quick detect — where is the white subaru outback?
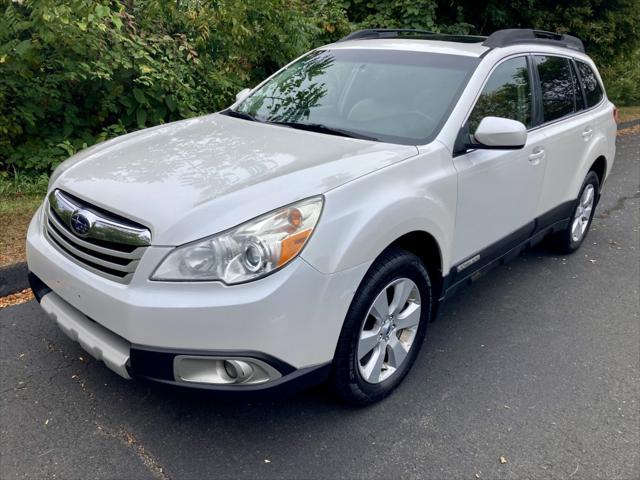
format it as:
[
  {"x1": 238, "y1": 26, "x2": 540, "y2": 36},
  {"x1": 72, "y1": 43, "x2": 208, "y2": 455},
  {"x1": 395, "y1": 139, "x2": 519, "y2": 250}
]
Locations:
[{"x1": 27, "y1": 29, "x2": 617, "y2": 404}]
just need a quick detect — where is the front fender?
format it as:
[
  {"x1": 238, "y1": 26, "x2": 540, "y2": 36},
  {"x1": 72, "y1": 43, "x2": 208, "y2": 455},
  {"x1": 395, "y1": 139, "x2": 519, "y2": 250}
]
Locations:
[{"x1": 301, "y1": 146, "x2": 457, "y2": 275}]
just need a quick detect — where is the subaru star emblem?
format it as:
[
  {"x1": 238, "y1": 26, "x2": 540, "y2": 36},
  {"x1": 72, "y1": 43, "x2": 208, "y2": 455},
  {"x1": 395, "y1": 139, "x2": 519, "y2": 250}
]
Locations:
[{"x1": 69, "y1": 211, "x2": 92, "y2": 237}]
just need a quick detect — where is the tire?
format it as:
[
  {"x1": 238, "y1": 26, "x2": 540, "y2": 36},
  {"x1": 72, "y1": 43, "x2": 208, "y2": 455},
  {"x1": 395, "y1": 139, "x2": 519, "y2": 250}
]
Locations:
[
  {"x1": 330, "y1": 248, "x2": 432, "y2": 405},
  {"x1": 548, "y1": 171, "x2": 600, "y2": 254}
]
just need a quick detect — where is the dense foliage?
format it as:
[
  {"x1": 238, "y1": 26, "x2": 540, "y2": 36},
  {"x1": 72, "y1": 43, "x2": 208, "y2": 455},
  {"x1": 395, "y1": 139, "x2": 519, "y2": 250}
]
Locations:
[{"x1": 1, "y1": 0, "x2": 638, "y2": 177}]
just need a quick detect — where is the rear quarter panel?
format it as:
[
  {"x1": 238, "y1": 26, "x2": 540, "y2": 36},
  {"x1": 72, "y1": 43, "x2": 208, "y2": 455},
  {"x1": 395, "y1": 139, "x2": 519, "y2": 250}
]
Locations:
[
  {"x1": 564, "y1": 101, "x2": 616, "y2": 202},
  {"x1": 590, "y1": 100, "x2": 617, "y2": 185}
]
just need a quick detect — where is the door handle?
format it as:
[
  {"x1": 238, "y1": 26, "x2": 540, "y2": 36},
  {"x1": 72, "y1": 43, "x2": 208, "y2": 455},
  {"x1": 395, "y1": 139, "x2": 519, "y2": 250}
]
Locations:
[
  {"x1": 528, "y1": 146, "x2": 545, "y2": 165},
  {"x1": 582, "y1": 127, "x2": 593, "y2": 141}
]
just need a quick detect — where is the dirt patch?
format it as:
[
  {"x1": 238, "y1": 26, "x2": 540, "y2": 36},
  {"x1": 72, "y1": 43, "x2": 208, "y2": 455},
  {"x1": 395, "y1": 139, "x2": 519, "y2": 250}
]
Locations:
[
  {"x1": 617, "y1": 124, "x2": 640, "y2": 136},
  {"x1": 0, "y1": 288, "x2": 34, "y2": 309},
  {"x1": 0, "y1": 194, "x2": 42, "y2": 267},
  {"x1": 618, "y1": 106, "x2": 640, "y2": 123}
]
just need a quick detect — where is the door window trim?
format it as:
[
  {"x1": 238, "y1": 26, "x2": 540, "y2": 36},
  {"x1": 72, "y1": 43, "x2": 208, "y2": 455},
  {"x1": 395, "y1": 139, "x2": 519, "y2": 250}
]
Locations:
[
  {"x1": 454, "y1": 53, "x2": 534, "y2": 156},
  {"x1": 460, "y1": 53, "x2": 535, "y2": 131},
  {"x1": 572, "y1": 58, "x2": 605, "y2": 110},
  {"x1": 570, "y1": 58, "x2": 588, "y2": 111},
  {"x1": 454, "y1": 52, "x2": 606, "y2": 156},
  {"x1": 529, "y1": 53, "x2": 605, "y2": 132}
]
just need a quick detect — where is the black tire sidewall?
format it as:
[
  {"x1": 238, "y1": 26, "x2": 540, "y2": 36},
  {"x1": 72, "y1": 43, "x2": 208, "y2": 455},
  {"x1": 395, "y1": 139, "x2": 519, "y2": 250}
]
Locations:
[{"x1": 331, "y1": 248, "x2": 432, "y2": 404}]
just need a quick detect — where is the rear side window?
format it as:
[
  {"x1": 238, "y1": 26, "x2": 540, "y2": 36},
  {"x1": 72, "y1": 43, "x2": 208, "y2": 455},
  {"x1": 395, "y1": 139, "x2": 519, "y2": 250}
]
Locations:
[
  {"x1": 535, "y1": 55, "x2": 578, "y2": 122},
  {"x1": 468, "y1": 56, "x2": 532, "y2": 132},
  {"x1": 576, "y1": 60, "x2": 604, "y2": 107}
]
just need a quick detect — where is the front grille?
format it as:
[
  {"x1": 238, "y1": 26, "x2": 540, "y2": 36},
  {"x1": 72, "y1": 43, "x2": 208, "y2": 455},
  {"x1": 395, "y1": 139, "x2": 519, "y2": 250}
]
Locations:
[{"x1": 44, "y1": 190, "x2": 151, "y2": 284}]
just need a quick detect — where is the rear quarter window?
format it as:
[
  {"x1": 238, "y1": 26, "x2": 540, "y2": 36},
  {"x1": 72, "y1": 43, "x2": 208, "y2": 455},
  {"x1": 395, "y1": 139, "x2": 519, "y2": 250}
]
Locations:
[{"x1": 576, "y1": 61, "x2": 604, "y2": 108}]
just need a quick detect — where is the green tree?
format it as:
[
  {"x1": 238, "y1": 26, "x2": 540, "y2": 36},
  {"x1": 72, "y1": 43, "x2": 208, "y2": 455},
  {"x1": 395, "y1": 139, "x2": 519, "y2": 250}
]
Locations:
[
  {"x1": 342, "y1": 0, "x2": 438, "y2": 30},
  {"x1": 0, "y1": 0, "x2": 349, "y2": 176},
  {"x1": 435, "y1": 0, "x2": 640, "y2": 99},
  {"x1": 1, "y1": 0, "x2": 638, "y2": 180}
]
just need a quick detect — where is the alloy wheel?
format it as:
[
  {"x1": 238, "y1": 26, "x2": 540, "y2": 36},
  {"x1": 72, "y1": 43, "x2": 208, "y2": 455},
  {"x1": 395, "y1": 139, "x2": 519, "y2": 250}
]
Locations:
[
  {"x1": 571, "y1": 184, "x2": 595, "y2": 243},
  {"x1": 357, "y1": 278, "x2": 421, "y2": 384}
]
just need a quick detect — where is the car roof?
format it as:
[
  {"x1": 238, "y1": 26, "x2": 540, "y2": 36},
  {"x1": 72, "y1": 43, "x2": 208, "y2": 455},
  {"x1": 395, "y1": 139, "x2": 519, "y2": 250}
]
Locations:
[
  {"x1": 324, "y1": 38, "x2": 490, "y2": 58},
  {"x1": 325, "y1": 29, "x2": 587, "y2": 59}
]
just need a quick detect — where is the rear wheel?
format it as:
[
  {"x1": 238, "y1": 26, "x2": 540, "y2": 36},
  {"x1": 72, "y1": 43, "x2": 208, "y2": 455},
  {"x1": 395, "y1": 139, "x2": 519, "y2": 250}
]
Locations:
[
  {"x1": 330, "y1": 248, "x2": 432, "y2": 405},
  {"x1": 548, "y1": 171, "x2": 600, "y2": 254}
]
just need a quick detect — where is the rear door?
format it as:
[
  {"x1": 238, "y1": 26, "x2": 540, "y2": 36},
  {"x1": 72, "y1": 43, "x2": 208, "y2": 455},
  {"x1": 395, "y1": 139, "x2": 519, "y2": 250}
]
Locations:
[
  {"x1": 574, "y1": 59, "x2": 616, "y2": 176},
  {"x1": 451, "y1": 55, "x2": 547, "y2": 268},
  {"x1": 533, "y1": 55, "x2": 594, "y2": 216}
]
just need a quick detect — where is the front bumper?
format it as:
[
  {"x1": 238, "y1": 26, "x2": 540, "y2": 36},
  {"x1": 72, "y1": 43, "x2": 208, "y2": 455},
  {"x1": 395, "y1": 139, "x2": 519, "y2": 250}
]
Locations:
[
  {"x1": 26, "y1": 207, "x2": 369, "y2": 391},
  {"x1": 30, "y1": 274, "x2": 332, "y2": 393}
]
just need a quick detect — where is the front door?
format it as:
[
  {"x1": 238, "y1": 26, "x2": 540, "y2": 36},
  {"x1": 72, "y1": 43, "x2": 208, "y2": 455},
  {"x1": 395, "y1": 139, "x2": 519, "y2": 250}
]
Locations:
[{"x1": 452, "y1": 55, "x2": 546, "y2": 270}]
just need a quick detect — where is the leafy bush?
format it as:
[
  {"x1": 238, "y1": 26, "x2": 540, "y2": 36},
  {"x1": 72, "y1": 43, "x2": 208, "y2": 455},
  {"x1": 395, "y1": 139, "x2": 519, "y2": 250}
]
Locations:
[
  {"x1": 1, "y1": 0, "x2": 637, "y2": 180},
  {"x1": 435, "y1": 0, "x2": 640, "y2": 104},
  {"x1": 0, "y1": 0, "x2": 348, "y2": 176},
  {"x1": 601, "y1": 48, "x2": 640, "y2": 106}
]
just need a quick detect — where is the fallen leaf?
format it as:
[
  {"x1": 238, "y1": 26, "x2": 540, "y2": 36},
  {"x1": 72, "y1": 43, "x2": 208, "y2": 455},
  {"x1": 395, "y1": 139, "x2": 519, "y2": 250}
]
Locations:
[
  {"x1": 500, "y1": 456, "x2": 507, "y2": 464},
  {"x1": 0, "y1": 289, "x2": 34, "y2": 309}
]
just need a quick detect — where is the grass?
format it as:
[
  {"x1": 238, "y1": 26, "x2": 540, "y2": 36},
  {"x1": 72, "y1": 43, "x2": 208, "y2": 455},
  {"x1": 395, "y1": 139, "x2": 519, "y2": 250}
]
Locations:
[
  {"x1": 618, "y1": 106, "x2": 640, "y2": 123},
  {"x1": 0, "y1": 193, "x2": 44, "y2": 267},
  {"x1": 0, "y1": 174, "x2": 47, "y2": 267},
  {"x1": 0, "y1": 171, "x2": 49, "y2": 196}
]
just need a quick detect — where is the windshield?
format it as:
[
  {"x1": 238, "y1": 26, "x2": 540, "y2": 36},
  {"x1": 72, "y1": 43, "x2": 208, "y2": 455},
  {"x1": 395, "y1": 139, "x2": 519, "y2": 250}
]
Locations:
[{"x1": 231, "y1": 49, "x2": 479, "y2": 144}]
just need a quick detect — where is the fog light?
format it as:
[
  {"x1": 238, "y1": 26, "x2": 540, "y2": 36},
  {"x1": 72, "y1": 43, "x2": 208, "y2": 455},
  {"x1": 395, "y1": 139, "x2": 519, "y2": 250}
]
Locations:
[{"x1": 173, "y1": 355, "x2": 282, "y2": 386}]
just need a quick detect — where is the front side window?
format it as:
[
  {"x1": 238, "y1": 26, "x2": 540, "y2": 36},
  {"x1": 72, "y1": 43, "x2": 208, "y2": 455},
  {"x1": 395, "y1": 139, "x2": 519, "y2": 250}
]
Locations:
[
  {"x1": 576, "y1": 60, "x2": 604, "y2": 108},
  {"x1": 233, "y1": 49, "x2": 480, "y2": 145},
  {"x1": 535, "y1": 55, "x2": 578, "y2": 122},
  {"x1": 468, "y1": 56, "x2": 532, "y2": 132}
]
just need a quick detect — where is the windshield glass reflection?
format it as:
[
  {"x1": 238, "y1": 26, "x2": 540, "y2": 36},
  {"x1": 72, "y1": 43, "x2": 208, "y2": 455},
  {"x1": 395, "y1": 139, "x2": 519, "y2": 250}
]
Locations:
[{"x1": 233, "y1": 49, "x2": 480, "y2": 145}]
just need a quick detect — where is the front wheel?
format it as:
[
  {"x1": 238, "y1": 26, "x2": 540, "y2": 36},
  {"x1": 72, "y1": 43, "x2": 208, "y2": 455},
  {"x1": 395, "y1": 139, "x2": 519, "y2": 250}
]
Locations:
[
  {"x1": 330, "y1": 248, "x2": 432, "y2": 405},
  {"x1": 548, "y1": 171, "x2": 600, "y2": 254}
]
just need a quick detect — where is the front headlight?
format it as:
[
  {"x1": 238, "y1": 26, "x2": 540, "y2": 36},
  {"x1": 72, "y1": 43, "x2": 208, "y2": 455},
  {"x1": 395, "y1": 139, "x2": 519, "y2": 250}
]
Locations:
[{"x1": 151, "y1": 197, "x2": 323, "y2": 284}]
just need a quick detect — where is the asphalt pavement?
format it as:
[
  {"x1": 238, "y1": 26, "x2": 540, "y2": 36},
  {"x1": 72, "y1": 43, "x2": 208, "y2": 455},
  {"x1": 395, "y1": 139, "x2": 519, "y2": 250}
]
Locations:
[{"x1": 1, "y1": 132, "x2": 638, "y2": 480}]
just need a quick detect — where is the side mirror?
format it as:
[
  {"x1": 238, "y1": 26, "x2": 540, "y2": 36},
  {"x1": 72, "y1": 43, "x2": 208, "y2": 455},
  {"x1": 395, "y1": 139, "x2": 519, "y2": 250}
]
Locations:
[
  {"x1": 235, "y1": 88, "x2": 251, "y2": 104},
  {"x1": 469, "y1": 116, "x2": 527, "y2": 149}
]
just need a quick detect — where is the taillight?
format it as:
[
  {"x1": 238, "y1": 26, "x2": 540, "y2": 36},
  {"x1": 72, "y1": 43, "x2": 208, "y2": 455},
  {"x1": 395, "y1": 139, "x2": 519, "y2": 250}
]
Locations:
[{"x1": 613, "y1": 105, "x2": 619, "y2": 123}]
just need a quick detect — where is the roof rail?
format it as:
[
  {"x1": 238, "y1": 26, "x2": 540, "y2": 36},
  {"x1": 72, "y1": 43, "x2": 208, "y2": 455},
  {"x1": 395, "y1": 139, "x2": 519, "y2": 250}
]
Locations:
[
  {"x1": 341, "y1": 29, "x2": 435, "y2": 41},
  {"x1": 339, "y1": 29, "x2": 487, "y2": 43},
  {"x1": 483, "y1": 29, "x2": 585, "y2": 52}
]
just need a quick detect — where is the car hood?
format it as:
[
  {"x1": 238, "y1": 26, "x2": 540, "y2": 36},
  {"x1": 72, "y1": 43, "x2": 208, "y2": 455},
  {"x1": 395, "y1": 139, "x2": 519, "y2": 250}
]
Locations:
[{"x1": 52, "y1": 113, "x2": 418, "y2": 245}]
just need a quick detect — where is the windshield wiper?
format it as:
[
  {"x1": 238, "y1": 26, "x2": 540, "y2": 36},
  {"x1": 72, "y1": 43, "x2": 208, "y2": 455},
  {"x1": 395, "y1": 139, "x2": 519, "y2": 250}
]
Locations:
[
  {"x1": 222, "y1": 109, "x2": 259, "y2": 122},
  {"x1": 269, "y1": 121, "x2": 378, "y2": 141}
]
